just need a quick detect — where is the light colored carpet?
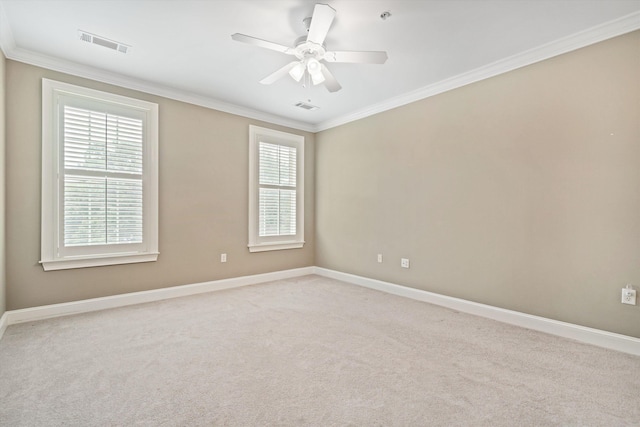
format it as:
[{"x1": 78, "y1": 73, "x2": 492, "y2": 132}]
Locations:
[{"x1": 0, "y1": 275, "x2": 639, "y2": 426}]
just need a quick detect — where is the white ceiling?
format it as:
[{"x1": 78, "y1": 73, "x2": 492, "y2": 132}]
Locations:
[{"x1": 1, "y1": 0, "x2": 639, "y2": 131}]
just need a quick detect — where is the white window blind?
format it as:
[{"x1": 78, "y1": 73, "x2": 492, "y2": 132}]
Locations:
[
  {"x1": 63, "y1": 106, "x2": 144, "y2": 246},
  {"x1": 258, "y1": 142, "x2": 297, "y2": 237}
]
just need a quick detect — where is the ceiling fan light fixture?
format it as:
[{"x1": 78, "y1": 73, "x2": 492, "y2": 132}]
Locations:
[
  {"x1": 310, "y1": 69, "x2": 325, "y2": 85},
  {"x1": 306, "y1": 58, "x2": 325, "y2": 85},
  {"x1": 306, "y1": 58, "x2": 321, "y2": 73},
  {"x1": 288, "y1": 62, "x2": 306, "y2": 82}
]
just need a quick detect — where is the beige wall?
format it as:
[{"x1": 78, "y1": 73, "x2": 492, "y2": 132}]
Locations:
[
  {"x1": 4, "y1": 31, "x2": 639, "y2": 338},
  {"x1": 5, "y1": 61, "x2": 314, "y2": 310},
  {"x1": 316, "y1": 31, "x2": 640, "y2": 338},
  {"x1": 0, "y1": 51, "x2": 5, "y2": 316}
]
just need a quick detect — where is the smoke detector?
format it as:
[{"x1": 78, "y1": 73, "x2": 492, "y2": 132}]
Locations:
[{"x1": 78, "y1": 30, "x2": 130, "y2": 54}]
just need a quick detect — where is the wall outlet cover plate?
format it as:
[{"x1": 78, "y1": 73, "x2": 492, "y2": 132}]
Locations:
[{"x1": 622, "y1": 288, "x2": 636, "y2": 305}]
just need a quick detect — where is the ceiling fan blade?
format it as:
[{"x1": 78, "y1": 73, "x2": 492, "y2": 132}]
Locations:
[
  {"x1": 231, "y1": 33, "x2": 294, "y2": 55},
  {"x1": 324, "y1": 50, "x2": 388, "y2": 64},
  {"x1": 259, "y1": 61, "x2": 300, "y2": 85},
  {"x1": 320, "y1": 64, "x2": 341, "y2": 93},
  {"x1": 306, "y1": 4, "x2": 336, "y2": 45}
]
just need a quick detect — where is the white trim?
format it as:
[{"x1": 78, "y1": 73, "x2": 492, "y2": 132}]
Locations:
[
  {"x1": 248, "y1": 241, "x2": 305, "y2": 253},
  {"x1": 315, "y1": 11, "x2": 640, "y2": 131},
  {"x1": 41, "y1": 79, "x2": 160, "y2": 270},
  {"x1": 0, "y1": 0, "x2": 310, "y2": 132},
  {"x1": 312, "y1": 267, "x2": 640, "y2": 357},
  {"x1": 1, "y1": 46, "x2": 314, "y2": 133},
  {"x1": 248, "y1": 125, "x2": 305, "y2": 252},
  {"x1": 1, "y1": 266, "x2": 638, "y2": 356},
  {"x1": 4, "y1": 267, "x2": 314, "y2": 326},
  {"x1": 41, "y1": 252, "x2": 159, "y2": 271},
  {"x1": 1, "y1": 5, "x2": 637, "y2": 133},
  {"x1": 0, "y1": 2, "x2": 313, "y2": 132},
  {"x1": 0, "y1": 311, "x2": 8, "y2": 341}
]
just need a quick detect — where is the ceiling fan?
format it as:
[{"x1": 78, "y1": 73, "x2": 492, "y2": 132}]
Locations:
[{"x1": 231, "y1": 3, "x2": 388, "y2": 93}]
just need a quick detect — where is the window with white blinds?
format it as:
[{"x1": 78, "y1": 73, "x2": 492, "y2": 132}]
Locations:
[
  {"x1": 258, "y1": 142, "x2": 297, "y2": 237},
  {"x1": 41, "y1": 79, "x2": 159, "y2": 271},
  {"x1": 63, "y1": 106, "x2": 144, "y2": 247},
  {"x1": 249, "y1": 126, "x2": 304, "y2": 252}
]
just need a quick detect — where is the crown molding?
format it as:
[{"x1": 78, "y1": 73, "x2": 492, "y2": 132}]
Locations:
[
  {"x1": 1, "y1": 2, "x2": 638, "y2": 134},
  {"x1": 0, "y1": 2, "x2": 314, "y2": 133},
  {"x1": 314, "y1": 10, "x2": 640, "y2": 132},
  {"x1": 5, "y1": 46, "x2": 316, "y2": 132}
]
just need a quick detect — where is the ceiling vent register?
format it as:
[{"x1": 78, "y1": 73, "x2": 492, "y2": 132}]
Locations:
[
  {"x1": 78, "y1": 30, "x2": 129, "y2": 54},
  {"x1": 294, "y1": 102, "x2": 319, "y2": 111}
]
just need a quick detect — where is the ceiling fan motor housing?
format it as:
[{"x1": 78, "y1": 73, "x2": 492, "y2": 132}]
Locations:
[{"x1": 293, "y1": 36, "x2": 326, "y2": 61}]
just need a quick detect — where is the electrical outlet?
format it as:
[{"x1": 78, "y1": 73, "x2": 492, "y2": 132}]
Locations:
[
  {"x1": 377, "y1": 254, "x2": 383, "y2": 263},
  {"x1": 622, "y1": 286, "x2": 636, "y2": 305},
  {"x1": 221, "y1": 253, "x2": 227, "y2": 263},
  {"x1": 401, "y1": 258, "x2": 410, "y2": 269}
]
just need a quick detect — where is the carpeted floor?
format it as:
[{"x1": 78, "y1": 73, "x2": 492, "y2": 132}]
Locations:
[{"x1": 0, "y1": 275, "x2": 639, "y2": 426}]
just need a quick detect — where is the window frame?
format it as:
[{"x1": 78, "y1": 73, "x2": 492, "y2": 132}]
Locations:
[
  {"x1": 41, "y1": 79, "x2": 159, "y2": 271},
  {"x1": 248, "y1": 125, "x2": 304, "y2": 253}
]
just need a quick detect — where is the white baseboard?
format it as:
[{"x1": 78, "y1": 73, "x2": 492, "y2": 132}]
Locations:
[
  {"x1": 0, "y1": 311, "x2": 8, "y2": 341},
  {"x1": 3, "y1": 266, "x2": 638, "y2": 356},
  {"x1": 313, "y1": 267, "x2": 640, "y2": 357},
  {"x1": 4, "y1": 267, "x2": 314, "y2": 326}
]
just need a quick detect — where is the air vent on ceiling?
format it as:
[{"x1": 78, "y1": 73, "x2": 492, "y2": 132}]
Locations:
[
  {"x1": 78, "y1": 30, "x2": 130, "y2": 54},
  {"x1": 294, "y1": 101, "x2": 319, "y2": 111}
]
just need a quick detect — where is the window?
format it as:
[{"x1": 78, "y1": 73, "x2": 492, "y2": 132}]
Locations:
[
  {"x1": 248, "y1": 125, "x2": 304, "y2": 252},
  {"x1": 41, "y1": 79, "x2": 159, "y2": 270}
]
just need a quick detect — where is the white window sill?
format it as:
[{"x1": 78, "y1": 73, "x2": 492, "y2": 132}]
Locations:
[
  {"x1": 40, "y1": 252, "x2": 159, "y2": 271},
  {"x1": 248, "y1": 241, "x2": 304, "y2": 253}
]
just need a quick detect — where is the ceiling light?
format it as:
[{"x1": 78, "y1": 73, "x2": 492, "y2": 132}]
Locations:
[
  {"x1": 288, "y1": 62, "x2": 306, "y2": 82},
  {"x1": 310, "y1": 69, "x2": 325, "y2": 85},
  {"x1": 306, "y1": 58, "x2": 321, "y2": 74},
  {"x1": 306, "y1": 58, "x2": 325, "y2": 85}
]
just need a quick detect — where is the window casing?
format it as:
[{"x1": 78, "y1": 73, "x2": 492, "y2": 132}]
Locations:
[
  {"x1": 248, "y1": 125, "x2": 304, "y2": 252},
  {"x1": 41, "y1": 79, "x2": 159, "y2": 270}
]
